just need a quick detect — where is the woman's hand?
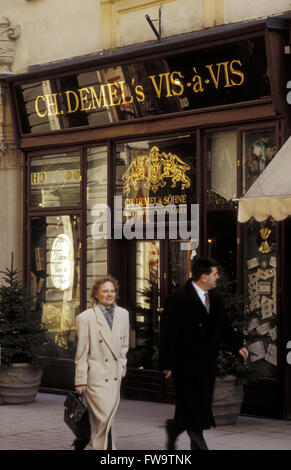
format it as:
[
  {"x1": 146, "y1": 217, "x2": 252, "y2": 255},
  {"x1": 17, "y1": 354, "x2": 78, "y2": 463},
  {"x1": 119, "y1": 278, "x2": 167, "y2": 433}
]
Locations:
[{"x1": 76, "y1": 385, "x2": 87, "y2": 394}]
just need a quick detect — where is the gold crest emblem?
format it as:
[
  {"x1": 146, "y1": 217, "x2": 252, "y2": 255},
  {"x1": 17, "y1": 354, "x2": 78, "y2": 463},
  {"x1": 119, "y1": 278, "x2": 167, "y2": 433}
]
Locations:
[{"x1": 122, "y1": 146, "x2": 191, "y2": 194}]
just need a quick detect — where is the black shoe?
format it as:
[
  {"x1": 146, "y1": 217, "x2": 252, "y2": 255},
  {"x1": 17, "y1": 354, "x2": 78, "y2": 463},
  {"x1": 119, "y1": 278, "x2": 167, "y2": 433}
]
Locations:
[
  {"x1": 72, "y1": 438, "x2": 88, "y2": 450},
  {"x1": 165, "y1": 419, "x2": 177, "y2": 450}
]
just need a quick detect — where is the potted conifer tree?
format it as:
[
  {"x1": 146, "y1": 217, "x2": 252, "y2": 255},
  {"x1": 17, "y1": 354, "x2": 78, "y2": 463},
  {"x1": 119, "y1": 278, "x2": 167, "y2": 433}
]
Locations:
[
  {"x1": 212, "y1": 273, "x2": 255, "y2": 425},
  {"x1": 0, "y1": 253, "x2": 49, "y2": 404}
]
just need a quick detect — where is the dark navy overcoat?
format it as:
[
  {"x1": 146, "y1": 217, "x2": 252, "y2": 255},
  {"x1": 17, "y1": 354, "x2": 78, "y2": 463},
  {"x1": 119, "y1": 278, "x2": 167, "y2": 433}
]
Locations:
[{"x1": 160, "y1": 279, "x2": 243, "y2": 431}]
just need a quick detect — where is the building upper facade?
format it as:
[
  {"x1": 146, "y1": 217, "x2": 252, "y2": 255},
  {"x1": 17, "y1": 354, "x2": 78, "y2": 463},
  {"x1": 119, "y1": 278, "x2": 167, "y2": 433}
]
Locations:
[{"x1": 1, "y1": 0, "x2": 291, "y2": 74}]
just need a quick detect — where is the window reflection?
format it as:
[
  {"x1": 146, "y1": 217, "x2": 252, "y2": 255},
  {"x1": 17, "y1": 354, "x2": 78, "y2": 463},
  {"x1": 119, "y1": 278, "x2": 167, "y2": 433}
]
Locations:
[
  {"x1": 18, "y1": 36, "x2": 269, "y2": 134},
  {"x1": 243, "y1": 128, "x2": 276, "y2": 193},
  {"x1": 30, "y1": 152, "x2": 81, "y2": 208},
  {"x1": 86, "y1": 146, "x2": 108, "y2": 306},
  {"x1": 206, "y1": 130, "x2": 237, "y2": 278},
  {"x1": 134, "y1": 241, "x2": 160, "y2": 369},
  {"x1": 30, "y1": 215, "x2": 80, "y2": 357},
  {"x1": 115, "y1": 135, "x2": 196, "y2": 226},
  {"x1": 169, "y1": 240, "x2": 192, "y2": 291},
  {"x1": 206, "y1": 130, "x2": 237, "y2": 208}
]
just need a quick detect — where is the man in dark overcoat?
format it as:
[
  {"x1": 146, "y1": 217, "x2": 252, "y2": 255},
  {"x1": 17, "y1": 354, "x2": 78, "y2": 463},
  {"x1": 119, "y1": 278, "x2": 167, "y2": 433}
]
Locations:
[{"x1": 160, "y1": 257, "x2": 248, "y2": 450}]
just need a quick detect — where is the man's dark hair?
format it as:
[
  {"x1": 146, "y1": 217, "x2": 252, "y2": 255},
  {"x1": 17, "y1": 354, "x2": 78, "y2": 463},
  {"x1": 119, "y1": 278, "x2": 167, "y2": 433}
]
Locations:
[{"x1": 191, "y1": 257, "x2": 218, "y2": 282}]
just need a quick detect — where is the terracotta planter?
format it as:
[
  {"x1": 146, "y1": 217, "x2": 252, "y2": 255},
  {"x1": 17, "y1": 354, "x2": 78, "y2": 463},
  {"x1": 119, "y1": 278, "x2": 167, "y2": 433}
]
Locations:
[
  {"x1": 212, "y1": 375, "x2": 244, "y2": 425},
  {"x1": 0, "y1": 363, "x2": 42, "y2": 404}
]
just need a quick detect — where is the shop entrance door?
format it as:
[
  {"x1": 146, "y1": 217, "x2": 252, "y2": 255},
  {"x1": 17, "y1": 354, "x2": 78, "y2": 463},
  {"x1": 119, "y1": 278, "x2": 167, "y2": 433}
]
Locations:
[{"x1": 125, "y1": 239, "x2": 193, "y2": 370}]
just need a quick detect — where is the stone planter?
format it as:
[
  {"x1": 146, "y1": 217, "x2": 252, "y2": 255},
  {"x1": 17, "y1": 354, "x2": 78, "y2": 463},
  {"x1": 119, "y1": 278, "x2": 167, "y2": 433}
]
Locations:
[
  {"x1": 0, "y1": 363, "x2": 42, "y2": 404},
  {"x1": 212, "y1": 375, "x2": 244, "y2": 425}
]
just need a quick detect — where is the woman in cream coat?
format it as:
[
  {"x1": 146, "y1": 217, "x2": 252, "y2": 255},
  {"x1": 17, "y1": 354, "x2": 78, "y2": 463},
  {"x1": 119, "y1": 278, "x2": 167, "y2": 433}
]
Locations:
[{"x1": 75, "y1": 275, "x2": 129, "y2": 450}]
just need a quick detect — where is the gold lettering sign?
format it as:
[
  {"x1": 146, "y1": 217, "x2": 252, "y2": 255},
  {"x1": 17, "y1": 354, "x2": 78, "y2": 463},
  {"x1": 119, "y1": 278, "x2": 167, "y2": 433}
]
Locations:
[
  {"x1": 124, "y1": 194, "x2": 188, "y2": 207},
  {"x1": 121, "y1": 146, "x2": 190, "y2": 194},
  {"x1": 34, "y1": 60, "x2": 245, "y2": 118},
  {"x1": 31, "y1": 169, "x2": 81, "y2": 185},
  {"x1": 31, "y1": 172, "x2": 46, "y2": 184}
]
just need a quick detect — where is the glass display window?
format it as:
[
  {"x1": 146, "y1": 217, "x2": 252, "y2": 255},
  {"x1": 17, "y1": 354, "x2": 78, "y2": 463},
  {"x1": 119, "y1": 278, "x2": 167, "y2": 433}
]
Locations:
[
  {"x1": 241, "y1": 127, "x2": 277, "y2": 377},
  {"x1": 86, "y1": 145, "x2": 108, "y2": 305},
  {"x1": 30, "y1": 151, "x2": 81, "y2": 208},
  {"x1": 169, "y1": 240, "x2": 192, "y2": 290},
  {"x1": 242, "y1": 128, "x2": 277, "y2": 194},
  {"x1": 206, "y1": 130, "x2": 237, "y2": 209},
  {"x1": 135, "y1": 241, "x2": 161, "y2": 369},
  {"x1": 27, "y1": 144, "x2": 109, "y2": 358},
  {"x1": 243, "y1": 218, "x2": 277, "y2": 378},
  {"x1": 16, "y1": 36, "x2": 269, "y2": 134},
  {"x1": 30, "y1": 214, "x2": 81, "y2": 357},
  {"x1": 206, "y1": 130, "x2": 238, "y2": 279},
  {"x1": 115, "y1": 134, "x2": 196, "y2": 236}
]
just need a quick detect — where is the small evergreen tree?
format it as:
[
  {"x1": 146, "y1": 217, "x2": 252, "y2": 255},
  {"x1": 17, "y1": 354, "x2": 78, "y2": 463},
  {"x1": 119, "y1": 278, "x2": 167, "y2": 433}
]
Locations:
[
  {"x1": 0, "y1": 253, "x2": 49, "y2": 366},
  {"x1": 215, "y1": 271, "x2": 255, "y2": 384}
]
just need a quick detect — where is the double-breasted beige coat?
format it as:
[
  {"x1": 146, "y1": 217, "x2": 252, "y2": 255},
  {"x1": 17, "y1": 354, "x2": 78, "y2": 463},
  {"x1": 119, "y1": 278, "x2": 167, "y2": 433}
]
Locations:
[{"x1": 75, "y1": 304, "x2": 129, "y2": 450}]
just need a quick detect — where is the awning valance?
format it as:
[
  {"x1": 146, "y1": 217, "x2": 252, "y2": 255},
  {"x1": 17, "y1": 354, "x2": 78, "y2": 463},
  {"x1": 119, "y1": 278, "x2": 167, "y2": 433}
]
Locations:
[{"x1": 238, "y1": 136, "x2": 291, "y2": 222}]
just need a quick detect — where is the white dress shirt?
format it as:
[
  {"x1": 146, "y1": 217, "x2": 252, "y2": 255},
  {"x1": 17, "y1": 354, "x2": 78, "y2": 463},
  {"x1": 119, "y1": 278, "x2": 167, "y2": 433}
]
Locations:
[{"x1": 192, "y1": 281, "x2": 208, "y2": 308}]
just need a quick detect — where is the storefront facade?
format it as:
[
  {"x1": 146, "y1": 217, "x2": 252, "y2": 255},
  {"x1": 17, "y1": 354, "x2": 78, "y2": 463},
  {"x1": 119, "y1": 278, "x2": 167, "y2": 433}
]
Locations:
[{"x1": 3, "y1": 11, "x2": 291, "y2": 418}]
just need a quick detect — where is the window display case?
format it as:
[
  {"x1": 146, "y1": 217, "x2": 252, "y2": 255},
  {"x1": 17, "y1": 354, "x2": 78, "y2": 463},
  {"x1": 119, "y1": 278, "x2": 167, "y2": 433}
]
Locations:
[
  {"x1": 243, "y1": 219, "x2": 277, "y2": 377},
  {"x1": 30, "y1": 151, "x2": 81, "y2": 208},
  {"x1": 30, "y1": 214, "x2": 81, "y2": 357},
  {"x1": 242, "y1": 128, "x2": 277, "y2": 377}
]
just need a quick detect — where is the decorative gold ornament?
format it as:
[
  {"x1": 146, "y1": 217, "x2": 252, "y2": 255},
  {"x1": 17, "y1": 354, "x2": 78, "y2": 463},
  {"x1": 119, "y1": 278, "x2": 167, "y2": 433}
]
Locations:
[
  {"x1": 122, "y1": 146, "x2": 191, "y2": 194},
  {"x1": 41, "y1": 303, "x2": 72, "y2": 349},
  {"x1": 258, "y1": 225, "x2": 272, "y2": 254},
  {"x1": 74, "y1": 169, "x2": 81, "y2": 180}
]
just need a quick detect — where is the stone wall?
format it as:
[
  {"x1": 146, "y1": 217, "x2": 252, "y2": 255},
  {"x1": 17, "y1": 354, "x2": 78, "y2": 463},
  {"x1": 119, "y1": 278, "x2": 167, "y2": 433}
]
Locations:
[{"x1": 1, "y1": 1, "x2": 291, "y2": 74}]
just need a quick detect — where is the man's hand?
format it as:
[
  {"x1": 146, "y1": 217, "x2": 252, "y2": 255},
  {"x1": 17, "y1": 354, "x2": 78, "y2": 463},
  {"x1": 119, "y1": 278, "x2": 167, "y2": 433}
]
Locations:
[
  {"x1": 238, "y1": 347, "x2": 249, "y2": 363},
  {"x1": 163, "y1": 370, "x2": 172, "y2": 379}
]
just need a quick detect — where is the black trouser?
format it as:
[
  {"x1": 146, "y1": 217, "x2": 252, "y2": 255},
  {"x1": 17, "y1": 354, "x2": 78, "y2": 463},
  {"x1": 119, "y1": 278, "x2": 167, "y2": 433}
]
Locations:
[
  {"x1": 167, "y1": 419, "x2": 208, "y2": 450},
  {"x1": 187, "y1": 429, "x2": 208, "y2": 450},
  {"x1": 107, "y1": 428, "x2": 112, "y2": 450}
]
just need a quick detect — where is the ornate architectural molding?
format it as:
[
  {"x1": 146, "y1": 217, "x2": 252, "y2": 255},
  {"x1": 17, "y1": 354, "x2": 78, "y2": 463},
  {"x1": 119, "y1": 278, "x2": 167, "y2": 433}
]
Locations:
[
  {"x1": 0, "y1": 146, "x2": 23, "y2": 169},
  {"x1": 0, "y1": 17, "x2": 21, "y2": 74}
]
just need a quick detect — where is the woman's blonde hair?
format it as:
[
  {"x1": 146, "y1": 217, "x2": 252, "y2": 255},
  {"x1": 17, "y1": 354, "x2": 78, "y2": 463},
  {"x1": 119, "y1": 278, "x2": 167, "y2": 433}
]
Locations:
[{"x1": 90, "y1": 275, "x2": 119, "y2": 305}]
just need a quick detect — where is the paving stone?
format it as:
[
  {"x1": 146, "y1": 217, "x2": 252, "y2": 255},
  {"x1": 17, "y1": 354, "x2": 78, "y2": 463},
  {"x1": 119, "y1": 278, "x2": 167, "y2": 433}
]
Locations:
[{"x1": 0, "y1": 393, "x2": 291, "y2": 450}]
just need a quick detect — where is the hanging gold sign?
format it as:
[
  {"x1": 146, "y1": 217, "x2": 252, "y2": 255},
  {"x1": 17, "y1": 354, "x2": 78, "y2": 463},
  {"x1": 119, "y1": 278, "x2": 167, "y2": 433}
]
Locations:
[{"x1": 122, "y1": 146, "x2": 191, "y2": 194}]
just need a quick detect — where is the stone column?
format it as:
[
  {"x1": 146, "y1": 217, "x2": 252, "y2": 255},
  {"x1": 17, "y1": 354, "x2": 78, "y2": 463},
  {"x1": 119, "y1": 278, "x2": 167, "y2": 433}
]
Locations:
[
  {"x1": 0, "y1": 85, "x2": 24, "y2": 278},
  {"x1": 0, "y1": 17, "x2": 22, "y2": 280}
]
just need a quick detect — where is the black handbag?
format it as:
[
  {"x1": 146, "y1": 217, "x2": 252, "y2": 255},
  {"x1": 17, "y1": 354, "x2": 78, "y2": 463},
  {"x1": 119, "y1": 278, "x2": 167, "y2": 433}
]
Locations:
[{"x1": 64, "y1": 392, "x2": 91, "y2": 448}]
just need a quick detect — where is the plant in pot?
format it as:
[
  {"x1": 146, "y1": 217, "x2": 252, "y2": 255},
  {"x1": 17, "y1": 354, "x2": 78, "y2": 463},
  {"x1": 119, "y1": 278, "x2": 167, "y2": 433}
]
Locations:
[
  {"x1": 0, "y1": 254, "x2": 50, "y2": 404},
  {"x1": 212, "y1": 272, "x2": 256, "y2": 425}
]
